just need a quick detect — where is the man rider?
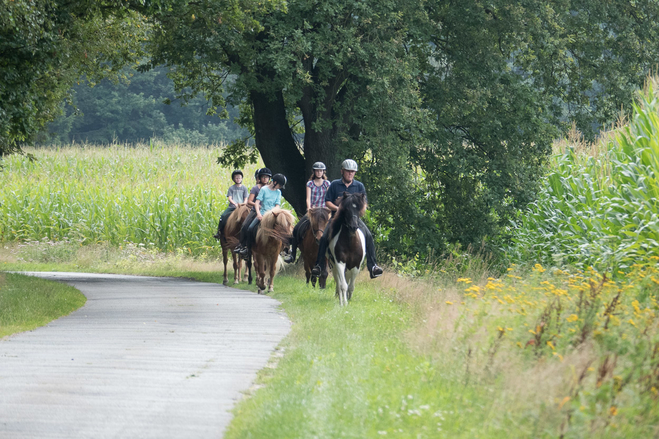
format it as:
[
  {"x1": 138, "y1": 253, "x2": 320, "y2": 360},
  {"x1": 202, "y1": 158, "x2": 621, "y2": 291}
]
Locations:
[{"x1": 311, "y1": 159, "x2": 383, "y2": 279}]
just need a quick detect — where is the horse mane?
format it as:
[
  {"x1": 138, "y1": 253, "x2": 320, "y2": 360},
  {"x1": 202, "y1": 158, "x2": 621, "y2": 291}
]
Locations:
[
  {"x1": 257, "y1": 207, "x2": 295, "y2": 245},
  {"x1": 329, "y1": 192, "x2": 365, "y2": 239},
  {"x1": 225, "y1": 205, "x2": 250, "y2": 237}
]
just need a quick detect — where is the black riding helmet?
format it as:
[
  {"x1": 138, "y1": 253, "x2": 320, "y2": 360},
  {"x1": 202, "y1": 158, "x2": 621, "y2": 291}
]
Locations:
[
  {"x1": 272, "y1": 173, "x2": 287, "y2": 189},
  {"x1": 258, "y1": 168, "x2": 273, "y2": 178},
  {"x1": 231, "y1": 170, "x2": 243, "y2": 181}
]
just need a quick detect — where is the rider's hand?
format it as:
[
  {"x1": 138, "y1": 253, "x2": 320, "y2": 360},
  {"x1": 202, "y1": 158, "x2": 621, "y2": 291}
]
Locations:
[{"x1": 257, "y1": 214, "x2": 263, "y2": 221}]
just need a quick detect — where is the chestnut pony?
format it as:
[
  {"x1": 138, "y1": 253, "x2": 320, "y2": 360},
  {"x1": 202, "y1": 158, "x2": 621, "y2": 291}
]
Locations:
[
  {"x1": 220, "y1": 205, "x2": 251, "y2": 285},
  {"x1": 327, "y1": 192, "x2": 367, "y2": 306},
  {"x1": 251, "y1": 208, "x2": 296, "y2": 294},
  {"x1": 298, "y1": 207, "x2": 331, "y2": 288}
]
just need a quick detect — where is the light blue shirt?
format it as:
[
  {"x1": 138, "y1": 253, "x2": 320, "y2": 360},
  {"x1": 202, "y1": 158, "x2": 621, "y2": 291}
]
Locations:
[{"x1": 256, "y1": 186, "x2": 282, "y2": 213}]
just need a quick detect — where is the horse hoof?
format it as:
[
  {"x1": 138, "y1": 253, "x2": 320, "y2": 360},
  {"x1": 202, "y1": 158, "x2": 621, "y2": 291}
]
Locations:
[
  {"x1": 268, "y1": 286, "x2": 274, "y2": 292},
  {"x1": 234, "y1": 280, "x2": 240, "y2": 285},
  {"x1": 222, "y1": 279, "x2": 229, "y2": 286}
]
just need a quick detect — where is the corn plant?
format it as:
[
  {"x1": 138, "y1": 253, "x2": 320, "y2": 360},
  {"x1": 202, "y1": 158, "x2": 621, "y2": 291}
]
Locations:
[{"x1": 510, "y1": 77, "x2": 659, "y2": 272}]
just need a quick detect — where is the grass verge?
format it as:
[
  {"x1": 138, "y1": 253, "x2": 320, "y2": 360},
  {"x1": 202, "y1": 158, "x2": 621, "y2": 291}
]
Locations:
[{"x1": 0, "y1": 272, "x2": 86, "y2": 338}]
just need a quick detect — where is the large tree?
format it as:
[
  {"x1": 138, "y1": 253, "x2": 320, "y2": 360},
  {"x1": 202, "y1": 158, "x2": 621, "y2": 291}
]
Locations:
[
  {"x1": 0, "y1": 0, "x2": 147, "y2": 157},
  {"x1": 143, "y1": 0, "x2": 659, "y2": 257}
]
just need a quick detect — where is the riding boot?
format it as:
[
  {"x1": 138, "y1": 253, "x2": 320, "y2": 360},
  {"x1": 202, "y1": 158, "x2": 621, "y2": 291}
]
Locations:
[{"x1": 284, "y1": 238, "x2": 297, "y2": 263}]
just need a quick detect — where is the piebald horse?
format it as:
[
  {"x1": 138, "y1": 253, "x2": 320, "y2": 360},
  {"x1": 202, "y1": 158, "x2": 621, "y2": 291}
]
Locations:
[
  {"x1": 251, "y1": 208, "x2": 296, "y2": 294},
  {"x1": 327, "y1": 192, "x2": 366, "y2": 306},
  {"x1": 220, "y1": 205, "x2": 251, "y2": 285}
]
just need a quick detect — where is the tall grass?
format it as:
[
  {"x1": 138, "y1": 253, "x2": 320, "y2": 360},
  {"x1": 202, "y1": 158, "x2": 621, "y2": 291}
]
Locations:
[
  {"x1": 0, "y1": 142, "x2": 265, "y2": 254},
  {"x1": 510, "y1": 77, "x2": 659, "y2": 272}
]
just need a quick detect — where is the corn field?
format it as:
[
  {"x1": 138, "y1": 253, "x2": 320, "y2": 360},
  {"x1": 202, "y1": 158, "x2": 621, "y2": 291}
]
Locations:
[
  {"x1": 510, "y1": 77, "x2": 659, "y2": 272},
  {"x1": 0, "y1": 142, "x2": 264, "y2": 255}
]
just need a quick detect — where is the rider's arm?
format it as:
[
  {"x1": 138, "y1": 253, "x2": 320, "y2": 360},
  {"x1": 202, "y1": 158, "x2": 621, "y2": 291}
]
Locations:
[
  {"x1": 227, "y1": 195, "x2": 237, "y2": 207},
  {"x1": 255, "y1": 200, "x2": 262, "y2": 219},
  {"x1": 305, "y1": 186, "x2": 312, "y2": 210},
  {"x1": 246, "y1": 193, "x2": 257, "y2": 208},
  {"x1": 326, "y1": 200, "x2": 339, "y2": 212}
]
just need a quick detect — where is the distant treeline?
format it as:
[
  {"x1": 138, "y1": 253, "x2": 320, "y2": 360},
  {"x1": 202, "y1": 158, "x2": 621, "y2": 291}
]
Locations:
[{"x1": 43, "y1": 66, "x2": 248, "y2": 146}]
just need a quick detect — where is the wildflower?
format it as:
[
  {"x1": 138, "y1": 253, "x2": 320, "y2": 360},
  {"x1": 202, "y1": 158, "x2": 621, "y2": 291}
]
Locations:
[
  {"x1": 558, "y1": 396, "x2": 570, "y2": 409},
  {"x1": 445, "y1": 301, "x2": 453, "y2": 305},
  {"x1": 566, "y1": 314, "x2": 579, "y2": 322},
  {"x1": 547, "y1": 341, "x2": 555, "y2": 350},
  {"x1": 610, "y1": 406, "x2": 618, "y2": 416},
  {"x1": 457, "y1": 278, "x2": 471, "y2": 283}
]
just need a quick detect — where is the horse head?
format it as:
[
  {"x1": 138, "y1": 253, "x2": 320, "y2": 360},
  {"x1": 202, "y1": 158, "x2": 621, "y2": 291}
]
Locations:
[
  {"x1": 308, "y1": 207, "x2": 331, "y2": 244},
  {"x1": 337, "y1": 192, "x2": 366, "y2": 232}
]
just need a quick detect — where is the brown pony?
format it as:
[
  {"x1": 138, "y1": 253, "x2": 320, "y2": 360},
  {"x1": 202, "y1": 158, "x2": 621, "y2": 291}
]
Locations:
[
  {"x1": 298, "y1": 207, "x2": 331, "y2": 288},
  {"x1": 220, "y1": 205, "x2": 250, "y2": 286},
  {"x1": 252, "y1": 207, "x2": 296, "y2": 294}
]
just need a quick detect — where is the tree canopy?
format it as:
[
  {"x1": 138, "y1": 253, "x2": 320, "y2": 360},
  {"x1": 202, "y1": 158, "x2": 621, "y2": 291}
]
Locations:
[{"x1": 0, "y1": 0, "x2": 147, "y2": 156}]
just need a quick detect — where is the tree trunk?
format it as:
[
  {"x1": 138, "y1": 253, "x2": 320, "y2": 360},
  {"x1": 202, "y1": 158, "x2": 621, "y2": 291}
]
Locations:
[{"x1": 250, "y1": 89, "x2": 307, "y2": 217}]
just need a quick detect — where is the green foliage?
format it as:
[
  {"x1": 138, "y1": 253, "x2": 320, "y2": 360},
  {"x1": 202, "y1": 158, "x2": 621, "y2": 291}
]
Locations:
[
  {"x1": 44, "y1": 67, "x2": 249, "y2": 145},
  {"x1": 510, "y1": 78, "x2": 659, "y2": 271},
  {"x1": 0, "y1": 0, "x2": 148, "y2": 155}
]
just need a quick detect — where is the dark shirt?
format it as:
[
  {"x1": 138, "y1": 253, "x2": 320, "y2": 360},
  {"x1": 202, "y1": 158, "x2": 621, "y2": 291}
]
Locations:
[{"x1": 325, "y1": 178, "x2": 367, "y2": 205}]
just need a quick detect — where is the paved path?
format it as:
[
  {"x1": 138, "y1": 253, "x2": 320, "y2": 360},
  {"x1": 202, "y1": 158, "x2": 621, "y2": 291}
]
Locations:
[{"x1": 0, "y1": 272, "x2": 291, "y2": 439}]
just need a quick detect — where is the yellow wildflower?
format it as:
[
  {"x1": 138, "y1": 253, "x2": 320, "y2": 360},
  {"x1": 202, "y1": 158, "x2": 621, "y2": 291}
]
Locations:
[{"x1": 566, "y1": 314, "x2": 579, "y2": 322}]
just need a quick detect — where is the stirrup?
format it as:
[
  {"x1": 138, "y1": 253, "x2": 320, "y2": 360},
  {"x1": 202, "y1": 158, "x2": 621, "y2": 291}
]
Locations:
[
  {"x1": 311, "y1": 264, "x2": 322, "y2": 277},
  {"x1": 370, "y1": 265, "x2": 383, "y2": 279},
  {"x1": 284, "y1": 254, "x2": 295, "y2": 264}
]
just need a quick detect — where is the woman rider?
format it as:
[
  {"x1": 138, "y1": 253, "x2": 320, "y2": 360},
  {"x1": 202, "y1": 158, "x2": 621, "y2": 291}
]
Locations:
[
  {"x1": 284, "y1": 162, "x2": 330, "y2": 264},
  {"x1": 238, "y1": 173, "x2": 287, "y2": 259}
]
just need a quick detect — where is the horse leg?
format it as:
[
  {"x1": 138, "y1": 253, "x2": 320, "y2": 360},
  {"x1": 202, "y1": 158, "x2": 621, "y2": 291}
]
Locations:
[
  {"x1": 245, "y1": 255, "x2": 252, "y2": 285},
  {"x1": 233, "y1": 253, "x2": 241, "y2": 284},
  {"x1": 254, "y1": 254, "x2": 266, "y2": 293},
  {"x1": 222, "y1": 247, "x2": 229, "y2": 286},
  {"x1": 332, "y1": 261, "x2": 348, "y2": 306},
  {"x1": 346, "y1": 267, "x2": 359, "y2": 301},
  {"x1": 319, "y1": 259, "x2": 329, "y2": 289},
  {"x1": 268, "y1": 255, "x2": 276, "y2": 292}
]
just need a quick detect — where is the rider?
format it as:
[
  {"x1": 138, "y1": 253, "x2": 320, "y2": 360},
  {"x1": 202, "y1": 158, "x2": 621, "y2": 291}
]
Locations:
[
  {"x1": 284, "y1": 161, "x2": 330, "y2": 264},
  {"x1": 234, "y1": 168, "x2": 272, "y2": 254},
  {"x1": 238, "y1": 173, "x2": 287, "y2": 259},
  {"x1": 310, "y1": 159, "x2": 383, "y2": 279},
  {"x1": 214, "y1": 169, "x2": 249, "y2": 240}
]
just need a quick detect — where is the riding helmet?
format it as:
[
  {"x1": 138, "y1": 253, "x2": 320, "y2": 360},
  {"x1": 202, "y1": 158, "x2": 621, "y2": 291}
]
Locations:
[
  {"x1": 312, "y1": 161, "x2": 326, "y2": 171},
  {"x1": 341, "y1": 159, "x2": 358, "y2": 172},
  {"x1": 272, "y1": 173, "x2": 287, "y2": 189},
  {"x1": 254, "y1": 169, "x2": 260, "y2": 181},
  {"x1": 231, "y1": 170, "x2": 243, "y2": 180},
  {"x1": 258, "y1": 167, "x2": 273, "y2": 178}
]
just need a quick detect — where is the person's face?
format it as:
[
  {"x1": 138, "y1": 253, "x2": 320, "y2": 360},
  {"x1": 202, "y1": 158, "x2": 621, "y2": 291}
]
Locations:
[
  {"x1": 233, "y1": 174, "x2": 243, "y2": 184},
  {"x1": 341, "y1": 169, "x2": 356, "y2": 183},
  {"x1": 260, "y1": 175, "x2": 270, "y2": 185},
  {"x1": 314, "y1": 169, "x2": 324, "y2": 178}
]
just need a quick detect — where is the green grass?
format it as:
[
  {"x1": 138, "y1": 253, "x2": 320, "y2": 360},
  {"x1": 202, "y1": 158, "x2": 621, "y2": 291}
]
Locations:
[
  {"x1": 3, "y1": 243, "x2": 659, "y2": 437},
  {"x1": 0, "y1": 272, "x2": 86, "y2": 338}
]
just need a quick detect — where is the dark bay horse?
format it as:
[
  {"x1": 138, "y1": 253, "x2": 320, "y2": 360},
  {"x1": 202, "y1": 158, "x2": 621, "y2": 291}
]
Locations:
[
  {"x1": 327, "y1": 192, "x2": 367, "y2": 306},
  {"x1": 221, "y1": 205, "x2": 250, "y2": 285},
  {"x1": 252, "y1": 208, "x2": 296, "y2": 294},
  {"x1": 298, "y1": 207, "x2": 331, "y2": 288}
]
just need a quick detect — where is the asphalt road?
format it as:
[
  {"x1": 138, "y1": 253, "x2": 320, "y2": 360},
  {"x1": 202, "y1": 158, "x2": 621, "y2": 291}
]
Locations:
[{"x1": 0, "y1": 272, "x2": 291, "y2": 439}]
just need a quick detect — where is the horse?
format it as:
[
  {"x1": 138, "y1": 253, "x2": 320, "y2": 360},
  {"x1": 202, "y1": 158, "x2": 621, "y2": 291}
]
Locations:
[
  {"x1": 327, "y1": 192, "x2": 367, "y2": 306},
  {"x1": 251, "y1": 207, "x2": 296, "y2": 294},
  {"x1": 220, "y1": 205, "x2": 251, "y2": 285},
  {"x1": 298, "y1": 207, "x2": 331, "y2": 288}
]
